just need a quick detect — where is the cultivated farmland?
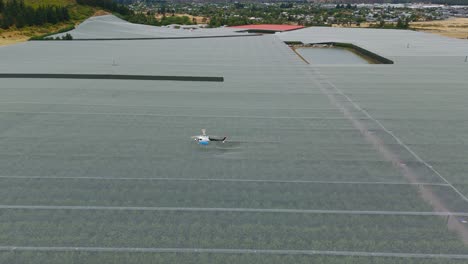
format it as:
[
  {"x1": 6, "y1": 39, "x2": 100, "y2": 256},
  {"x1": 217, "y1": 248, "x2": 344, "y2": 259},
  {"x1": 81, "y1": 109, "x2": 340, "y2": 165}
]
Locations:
[{"x1": 1, "y1": 15, "x2": 468, "y2": 263}]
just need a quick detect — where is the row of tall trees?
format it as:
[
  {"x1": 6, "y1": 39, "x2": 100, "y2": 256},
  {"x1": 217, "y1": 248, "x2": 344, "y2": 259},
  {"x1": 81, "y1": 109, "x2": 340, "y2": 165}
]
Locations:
[
  {"x1": 0, "y1": 0, "x2": 70, "y2": 29},
  {"x1": 371, "y1": 17, "x2": 410, "y2": 29},
  {"x1": 0, "y1": 0, "x2": 192, "y2": 31}
]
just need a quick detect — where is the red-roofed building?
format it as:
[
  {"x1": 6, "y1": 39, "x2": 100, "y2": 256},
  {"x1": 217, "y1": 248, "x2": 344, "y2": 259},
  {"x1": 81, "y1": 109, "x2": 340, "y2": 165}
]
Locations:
[{"x1": 230, "y1": 24, "x2": 304, "y2": 33}]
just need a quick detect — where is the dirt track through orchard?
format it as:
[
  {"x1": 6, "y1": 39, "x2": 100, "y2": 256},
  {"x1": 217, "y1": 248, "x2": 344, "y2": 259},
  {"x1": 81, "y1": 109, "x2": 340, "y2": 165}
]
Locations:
[{"x1": 309, "y1": 68, "x2": 468, "y2": 244}]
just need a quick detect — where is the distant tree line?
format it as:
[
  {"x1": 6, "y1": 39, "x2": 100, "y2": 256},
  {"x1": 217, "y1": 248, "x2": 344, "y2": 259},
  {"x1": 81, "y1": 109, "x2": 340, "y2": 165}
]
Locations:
[
  {"x1": 76, "y1": 0, "x2": 132, "y2": 16},
  {"x1": 209, "y1": 16, "x2": 249, "y2": 27},
  {"x1": 112, "y1": 0, "x2": 135, "y2": 4},
  {"x1": 125, "y1": 13, "x2": 193, "y2": 26},
  {"x1": 41, "y1": 32, "x2": 73, "y2": 40},
  {"x1": 77, "y1": 0, "x2": 195, "y2": 27},
  {"x1": 309, "y1": 0, "x2": 468, "y2": 3},
  {"x1": 371, "y1": 17, "x2": 410, "y2": 29},
  {"x1": 279, "y1": 3, "x2": 294, "y2": 8},
  {"x1": 430, "y1": 0, "x2": 468, "y2": 4},
  {"x1": 335, "y1": 4, "x2": 358, "y2": 9},
  {"x1": 29, "y1": 24, "x2": 75, "y2": 40},
  {"x1": 0, "y1": 0, "x2": 70, "y2": 29}
]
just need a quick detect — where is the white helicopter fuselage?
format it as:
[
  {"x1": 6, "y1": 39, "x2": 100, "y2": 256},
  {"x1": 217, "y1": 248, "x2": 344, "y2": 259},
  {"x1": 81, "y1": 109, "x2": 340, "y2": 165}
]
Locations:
[
  {"x1": 195, "y1": 135, "x2": 210, "y2": 145},
  {"x1": 192, "y1": 129, "x2": 226, "y2": 145}
]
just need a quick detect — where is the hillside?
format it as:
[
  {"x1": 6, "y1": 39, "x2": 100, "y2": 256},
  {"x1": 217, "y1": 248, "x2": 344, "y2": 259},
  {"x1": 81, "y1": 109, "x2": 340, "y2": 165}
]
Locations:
[
  {"x1": 0, "y1": 0, "x2": 96, "y2": 46},
  {"x1": 24, "y1": 0, "x2": 75, "y2": 8}
]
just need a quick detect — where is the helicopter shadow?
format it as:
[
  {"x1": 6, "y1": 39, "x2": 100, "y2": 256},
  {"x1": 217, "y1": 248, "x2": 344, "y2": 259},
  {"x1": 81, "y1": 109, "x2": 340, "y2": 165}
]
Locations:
[{"x1": 191, "y1": 140, "x2": 280, "y2": 159}]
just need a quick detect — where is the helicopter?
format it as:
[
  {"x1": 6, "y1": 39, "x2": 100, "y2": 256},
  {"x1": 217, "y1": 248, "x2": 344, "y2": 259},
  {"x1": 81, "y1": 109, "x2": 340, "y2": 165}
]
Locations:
[{"x1": 191, "y1": 129, "x2": 226, "y2": 145}]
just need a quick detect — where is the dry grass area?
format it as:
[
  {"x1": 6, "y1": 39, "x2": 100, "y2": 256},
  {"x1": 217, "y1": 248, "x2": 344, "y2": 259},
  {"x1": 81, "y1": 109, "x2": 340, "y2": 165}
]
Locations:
[
  {"x1": 155, "y1": 13, "x2": 209, "y2": 24},
  {"x1": 332, "y1": 18, "x2": 468, "y2": 39},
  {"x1": 411, "y1": 18, "x2": 468, "y2": 39},
  {"x1": 93, "y1": 10, "x2": 111, "y2": 16},
  {"x1": 0, "y1": 23, "x2": 73, "y2": 46},
  {"x1": 0, "y1": 34, "x2": 29, "y2": 46}
]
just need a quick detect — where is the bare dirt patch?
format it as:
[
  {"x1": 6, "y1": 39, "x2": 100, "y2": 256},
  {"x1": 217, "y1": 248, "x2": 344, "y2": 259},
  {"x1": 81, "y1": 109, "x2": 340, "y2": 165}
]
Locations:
[
  {"x1": 0, "y1": 36, "x2": 29, "y2": 46},
  {"x1": 155, "y1": 13, "x2": 209, "y2": 24},
  {"x1": 315, "y1": 74, "x2": 468, "y2": 244},
  {"x1": 0, "y1": 31, "x2": 30, "y2": 46},
  {"x1": 93, "y1": 10, "x2": 111, "y2": 17}
]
